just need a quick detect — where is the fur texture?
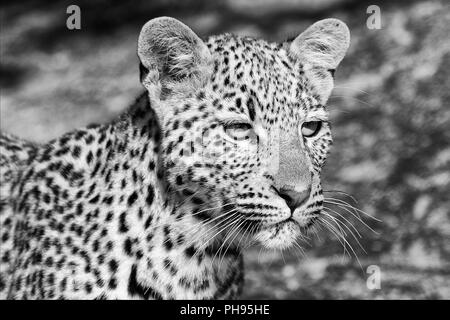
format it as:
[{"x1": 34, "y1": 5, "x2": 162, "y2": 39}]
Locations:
[{"x1": 0, "y1": 17, "x2": 349, "y2": 299}]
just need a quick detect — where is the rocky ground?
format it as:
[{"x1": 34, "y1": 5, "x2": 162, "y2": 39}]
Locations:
[{"x1": 1, "y1": 0, "x2": 449, "y2": 299}]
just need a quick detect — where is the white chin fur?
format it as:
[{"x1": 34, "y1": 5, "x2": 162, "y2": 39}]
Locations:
[{"x1": 254, "y1": 221, "x2": 300, "y2": 250}]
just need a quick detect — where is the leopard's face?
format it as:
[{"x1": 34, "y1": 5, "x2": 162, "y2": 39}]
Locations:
[{"x1": 138, "y1": 18, "x2": 349, "y2": 249}]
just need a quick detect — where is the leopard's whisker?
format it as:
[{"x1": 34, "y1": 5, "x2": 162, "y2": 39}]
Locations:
[
  {"x1": 190, "y1": 210, "x2": 239, "y2": 244},
  {"x1": 329, "y1": 95, "x2": 377, "y2": 109},
  {"x1": 190, "y1": 201, "x2": 236, "y2": 217},
  {"x1": 216, "y1": 217, "x2": 248, "y2": 271},
  {"x1": 322, "y1": 213, "x2": 348, "y2": 238},
  {"x1": 190, "y1": 213, "x2": 242, "y2": 260},
  {"x1": 324, "y1": 198, "x2": 382, "y2": 223},
  {"x1": 318, "y1": 216, "x2": 350, "y2": 258},
  {"x1": 324, "y1": 196, "x2": 362, "y2": 219},
  {"x1": 241, "y1": 222, "x2": 261, "y2": 252},
  {"x1": 332, "y1": 85, "x2": 374, "y2": 97},
  {"x1": 279, "y1": 247, "x2": 286, "y2": 265},
  {"x1": 325, "y1": 202, "x2": 378, "y2": 235},
  {"x1": 323, "y1": 207, "x2": 362, "y2": 238},
  {"x1": 215, "y1": 214, "x2": 254, "y2": 265},
  {"x1": 322, "y1": 210, "x2": 367, "y2": 254},
  {"x1": 217, "y1": 213, "x2": 260, "y2": 269},
  {"x1": 320, "y1": 217, "x2": 351, "y2": 263},
  {"x1": 185, "y1": 217, "x2": 242, "y2": 268},
  {"x1": 320, "y1": 216, "x2": 363, "y2": 270},
  {"x1": 181, "y1": 210, "x2": 240, "y2": 254},
  {"x1": 159, "y1": 207, "x2": 238, "y2": 247},
  {"x1": 291, "y1": 240, "x2": 307, "y2": 262},
  {"x1": 323, "y1": 189, "x2": 358, "y2": 206},
  {"x1": 311, "y1": 224, "x2": 323, "y2": 242},
  {"x1": 243, "y1": 223, "x2": 259, "y2": 250},
  {"x1": 148, "y1": 201, "x2": 235, "y2": 231},
  {"x1": 166, "y1": 186, "x2": 201, "y2": 207}
]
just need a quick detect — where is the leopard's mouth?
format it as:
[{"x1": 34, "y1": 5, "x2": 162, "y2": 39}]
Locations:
[
  {"x1": 220, "y1": 206, "x2": 320, "y2": 250},
  {"x1": 253, "y1": 218, "x2": 301, "y2": 249},
  {"x1": 262, "y1": 217, "x2": 298, "y2": 230},
  {"x1": 245, "y1": 211, "x2": 321, "y2": 249}
]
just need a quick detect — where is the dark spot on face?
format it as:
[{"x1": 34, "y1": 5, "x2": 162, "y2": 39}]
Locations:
[
  {"x1": 182, "y1": 189, "x2": 194, "y2": 197},
  {"x1": 123, "y1": 238, "x2": 133, "y2": 256},
  {"x1": 144, "y1": 215, "x2": 153, "y2": 229},
  {"x1": 108, "y1": 278, "x2": 117, "y2": 289},
  {"x1": 118, "y1": 212, "x2": 129, "y2": 233},
  {"x1": 72, "y1": 146, "x2": 81, "y2": 158},
  {"x1": 247, "y1": 98, "x2": 256, "y2": 121},
  {"x1": 197, "y1": 91, "x2": 205, "y2": 100},
  {"x1": 185, "y1": 246, "x2": 196, "y2": 258},
  {"x1": 183, "y1": 121, "x2": 192, "y2": 129},
  {"x1": 146, "y1": 185, "x2": 154, "y2": 206},
  {"x1": 85, "y1": 282, "x2": 93, "y2": 294},
  {"x1": 127, "y1": 191, "x2": 138, "y2": 206},
  {"x1": 235, "y1": 98, "x2": 242, "y2": 109},
  {"x1": 191, "y1": 197, "x2": 204, "y2": 205},
  {"x1": 109, "y1": 259, "x2": 118, "y2": 272},
  {"x1": 128, "y1": 264, "x2": 162, "y2": 299}
]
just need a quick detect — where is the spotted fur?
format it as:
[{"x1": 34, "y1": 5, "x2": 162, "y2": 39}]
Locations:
[{"x1": 0, "y1": 17, "x2": 349, "y2": 299}]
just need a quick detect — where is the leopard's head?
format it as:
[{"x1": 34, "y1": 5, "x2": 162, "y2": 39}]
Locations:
[{"x1": 137, "y1": 17, "x2": 350, "y2": 249}]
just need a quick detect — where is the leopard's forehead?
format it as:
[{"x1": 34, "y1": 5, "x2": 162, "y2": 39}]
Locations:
[
  {"x1": 206, "y1": 34, "x2": 285, "y2": 62},
  {"x1": 204, "y1": 34, "x2": 324, "y2": 127}
]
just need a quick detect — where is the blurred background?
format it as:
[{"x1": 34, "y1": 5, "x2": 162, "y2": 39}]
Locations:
[{"x1": 1, "y1": 0, "x2": 449, "y2": 299}]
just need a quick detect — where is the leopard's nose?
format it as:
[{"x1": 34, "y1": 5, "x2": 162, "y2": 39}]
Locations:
[{"x1": 278, "y1": 186, "x2": 310, "y2": 213}]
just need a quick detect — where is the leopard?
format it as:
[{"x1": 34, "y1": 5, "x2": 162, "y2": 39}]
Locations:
[{"x1": 0, "y1": 17, "x2": 350, "y2": 299}]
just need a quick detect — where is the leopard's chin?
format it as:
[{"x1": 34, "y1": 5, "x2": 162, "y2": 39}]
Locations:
[{"x1": 254, "y1": 219, "x2": 301, "y2": 249}]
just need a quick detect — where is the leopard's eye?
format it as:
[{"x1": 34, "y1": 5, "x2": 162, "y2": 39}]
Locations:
[
  {"x1": 224, "y1": 122, "x2": 252, "y2": 141},
  {"x1": 301, "y1": 121, "x2": 322, "y2": 137}
]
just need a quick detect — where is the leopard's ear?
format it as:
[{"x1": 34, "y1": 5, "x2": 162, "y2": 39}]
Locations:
[
  {"x1": 289, "y1": 19, "x2": 350, "y2": 104},
  {"x1": 138, "y1": 17, "x2": 212, "y2": 99}
]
